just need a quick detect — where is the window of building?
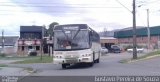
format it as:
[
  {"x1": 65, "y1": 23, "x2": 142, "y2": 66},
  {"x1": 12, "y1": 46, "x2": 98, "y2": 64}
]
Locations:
[
  {"x1": 22, "y1": 46, "x2": 24, "y2": 51},
  {"x1": 36, "y1": 46, "x2": 40, "y2": 50},
  {"x1": 28, "y1": 46, "x2": 32, "y2": 49},
  {"x1": 20, "y1": 32, "x2": 41, "y2": 39}
]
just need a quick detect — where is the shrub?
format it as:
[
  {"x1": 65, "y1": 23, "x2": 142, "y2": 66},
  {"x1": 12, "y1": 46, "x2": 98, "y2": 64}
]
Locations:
[
  {"x1": 0, "y1": 53, "x2": 6, "y2": 57},
  {"x1": 29, "y1": 52, "x2": 37, "y2": 56}
]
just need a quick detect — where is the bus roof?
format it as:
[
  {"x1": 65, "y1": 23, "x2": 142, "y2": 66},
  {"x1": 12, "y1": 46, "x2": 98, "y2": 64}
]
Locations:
[
  {"x1": 54, "y1": 24, "x2": 88, "y2": 30},
  {"x1": 54, "y1": 24, "x2": 99, "y2": 35}
]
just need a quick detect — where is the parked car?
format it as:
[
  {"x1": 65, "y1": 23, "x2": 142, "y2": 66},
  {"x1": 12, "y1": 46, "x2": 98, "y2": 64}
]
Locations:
[
  {"x1": 110, "y1": 45, "x2": 121, "y2": 53},
  {"x1": 127, "y1": 47, "x2": 144, "y2": 53},
  {"x1": 28, "y1": 49, "x2": 37, "y2": 56},
  {"x1": 101, "y1": 47, "x2": 108, "y2": 54}
]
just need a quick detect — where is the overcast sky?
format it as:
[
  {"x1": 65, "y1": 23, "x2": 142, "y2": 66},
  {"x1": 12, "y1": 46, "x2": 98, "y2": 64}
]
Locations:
[{"x1": 0, "y1": 0, "x2": 160, "y2": 36}]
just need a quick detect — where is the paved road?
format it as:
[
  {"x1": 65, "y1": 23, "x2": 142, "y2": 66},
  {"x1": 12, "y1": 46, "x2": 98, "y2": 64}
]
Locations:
[
  {"x1": 0, "y1": 67, "x2": 31, "y2": 76},
  {"x1": 7, "y1": 52, "x2": 160, "y2": 76}
]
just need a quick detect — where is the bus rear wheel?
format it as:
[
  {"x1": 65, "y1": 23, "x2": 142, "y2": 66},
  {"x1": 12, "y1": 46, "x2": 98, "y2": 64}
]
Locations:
[{"x1": 95, "y1": 58, "x2": 100, "y2": 63}]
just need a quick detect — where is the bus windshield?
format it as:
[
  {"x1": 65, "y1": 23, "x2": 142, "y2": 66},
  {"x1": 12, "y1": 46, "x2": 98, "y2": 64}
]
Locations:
[{"x1": 54, "y1": 30, "x2": 89, "y2": 51}]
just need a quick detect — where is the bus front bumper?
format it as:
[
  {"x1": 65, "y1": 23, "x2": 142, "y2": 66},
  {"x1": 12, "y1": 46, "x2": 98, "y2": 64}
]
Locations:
[{"x1": 53, "y1": 57, "x2": 92, "y2": 64}]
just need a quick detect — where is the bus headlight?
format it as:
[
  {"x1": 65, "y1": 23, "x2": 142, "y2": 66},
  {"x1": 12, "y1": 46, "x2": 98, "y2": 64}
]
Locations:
[
  {"x1": 54, "y1": 55, "x2": 63, "y2": 59},
  {"x1": 82, "y1": 54, "x2": 91, "y2": 57}
]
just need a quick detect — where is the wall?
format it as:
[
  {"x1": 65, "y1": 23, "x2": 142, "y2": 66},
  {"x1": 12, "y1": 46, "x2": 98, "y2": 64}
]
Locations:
[{"x1": 117, "y1": 36, "x2": 159, "y2": 49}]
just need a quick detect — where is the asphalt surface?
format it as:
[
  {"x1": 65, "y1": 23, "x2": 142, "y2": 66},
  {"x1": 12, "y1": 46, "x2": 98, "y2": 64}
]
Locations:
[
  {"x1": 0, "y1": 67, "x2": 30, "y2": 76},
  {"x1": 5, "y1": 51, "x2": 160, "y2": 76}
]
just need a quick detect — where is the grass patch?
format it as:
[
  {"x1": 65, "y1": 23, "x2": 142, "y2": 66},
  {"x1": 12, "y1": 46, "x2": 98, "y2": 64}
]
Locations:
[
  {"x1": 23, "y1": 67, "x2": 37, "y2": 73},
  {"x1": 119, "y1": 50, "x2": 160, "y2": 63},
  {"x1": 13, "y1": 56, "x2": 53, "y2": 64},
  {"x1": 119, "y1": 59, "x2": 131, "y2": 63},
  {"x1": 138, "y1": 50, "x2": 160, "y2": 59},
  {"x1": 0, "y1": 53, "x2": 6, "y2": 57},
  {"x1": 0, "y1": 64, "x2": 8, "y2": 67},
  {"x1": 0, "y1": 56, "x2": 42, "y2": 60}
]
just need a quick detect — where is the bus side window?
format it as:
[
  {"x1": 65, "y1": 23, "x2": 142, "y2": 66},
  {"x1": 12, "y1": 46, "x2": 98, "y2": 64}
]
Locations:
[
  {"x1": 91, "y1": 31, "x2": 99, "y2": 42},
  {"x1": 89, "y1": 31, "x2": 92, "y2": 47}
]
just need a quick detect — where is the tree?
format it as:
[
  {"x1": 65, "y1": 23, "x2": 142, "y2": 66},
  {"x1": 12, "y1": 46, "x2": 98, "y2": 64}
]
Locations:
[{"x1": 47, "y1": 22, "x2": 59, "y2": 36}]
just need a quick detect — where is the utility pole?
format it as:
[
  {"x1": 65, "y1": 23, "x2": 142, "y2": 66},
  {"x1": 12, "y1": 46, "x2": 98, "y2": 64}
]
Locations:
[
  {"x1": 1, "y1": 30, "x2": 5, "y2": 54},
  {"x1": 2, "y1": 30, "x2": 4, "y2": 53},
  {"x1": 137, "y1": 5, "x2": 150, "y2": 50},
  {"x1": 147, "y1": 9, "x2": 150, "y2": 50},
  {"x1": 40, "y1": 26, "x2": 44, "y2": 60},
  {"x1": 133, "y1": 0, "x2": 137, "y2": 59}
]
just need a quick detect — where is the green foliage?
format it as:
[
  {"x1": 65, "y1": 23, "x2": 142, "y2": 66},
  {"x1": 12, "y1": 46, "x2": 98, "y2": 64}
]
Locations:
[
  {"x1": 119, "y1": 50, "x2": 160, "y2": 63},
  {"x1": 138, "y1": 50, "x2": 160, "y2": 59},
  {"x1": 119, "y1": 59, "x2": 131, "y2": 63},
  {"x1": 0, "y1": 53, "x2": 6, "y2": 57},
  {"x1": 13, "y1": 56, "x2": 53, "y2": 64},
  {"x1": 47, "y1": 22, "x2": 59, "y2": 36},
  {"x1": 0, "y1": 64, "x2": 8, "y2": 67}
]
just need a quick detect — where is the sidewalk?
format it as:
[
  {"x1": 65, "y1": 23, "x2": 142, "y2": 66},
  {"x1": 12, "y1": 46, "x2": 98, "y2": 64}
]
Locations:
[
  {"x1": 0, "y1": 60, "x2": 22, "y2": 64},
  {"x1": 0, "y1": 67, "x2": 30, "y2": 76},
  {"x1": 0, "y1": 60, "x2": 32, "y2": 76}
]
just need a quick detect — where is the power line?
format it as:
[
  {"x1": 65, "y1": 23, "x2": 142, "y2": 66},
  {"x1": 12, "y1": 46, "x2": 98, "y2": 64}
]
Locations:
[
  {"x1": 0, "y1": 2, "x2": 78, "y2": 4},
  {"x1": 115, "y1": 0, "x2": 132, "y2": 13},
  {"x1": 0, "y1": 9, "x2": 77, "y2": 13},
  {"x1": 0, "y1": 2, "x2": 115, "y2": 6},
  {"x1": 0, "y1": 4, "x2": 122, "y2": 8},
  {"x1": 0, "y1": 1, "x2": 124, "y2": 6},
  {"x1": 1, "y1": 1, "x2": 160, "y2": 9},
  {"x1": 0, "y1": 12, "x2": 81, "y2": 14},
  {"x1": 0, "y1": 2, "x2": 107, "y2": 5},
  {"x1": 0, "y1": 10, "x2": 65, "y2": 12},
  {"x1": 0, "y1": 9, "x2": 130, "y2": 16}
]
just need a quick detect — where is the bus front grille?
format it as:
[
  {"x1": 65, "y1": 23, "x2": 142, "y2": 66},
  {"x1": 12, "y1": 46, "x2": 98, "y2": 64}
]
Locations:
[
  {"x1": 65, "y1": 59, "x2": 78, "y2": 63},
  {"x1": 65, "y1": 55, "x2": 78, "y2": 59}
]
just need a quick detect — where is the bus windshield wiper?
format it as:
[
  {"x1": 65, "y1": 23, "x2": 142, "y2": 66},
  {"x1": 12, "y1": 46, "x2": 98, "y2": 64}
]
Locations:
[
  {"x1": 72, "y1": 29, "x2": 80, "y2": 40},
  {"x1": 61, "y1": 29, "x2": 80, "y2": 46},
  {"x1": 61, "y1": 29, "x2": 73, "y2": 46}
]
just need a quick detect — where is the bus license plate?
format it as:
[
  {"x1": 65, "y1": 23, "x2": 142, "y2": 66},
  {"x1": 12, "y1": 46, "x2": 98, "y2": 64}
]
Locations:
[{"x1": 66, "y1": 59, "x2": 78, "y2": 63}]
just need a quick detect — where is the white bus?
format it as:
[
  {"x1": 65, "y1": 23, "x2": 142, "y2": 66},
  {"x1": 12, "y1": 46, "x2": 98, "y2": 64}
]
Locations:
[{"x1": 53, "y1": 24, "x2": 101, "y2": 69}]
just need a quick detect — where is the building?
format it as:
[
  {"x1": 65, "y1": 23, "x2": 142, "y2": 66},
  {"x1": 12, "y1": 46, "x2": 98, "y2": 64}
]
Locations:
[
  {"x1": 43, "y1": 36, "x2": 54, "y2": 56},
  {"x1": 17, "y1": 26, "x2": 45, "y2": 56},
  {"x1": 0, "y1": 36, "x2": 19, "y2": 54},
  {"x1": 114, "y1": 26, "x2": 160, "y2": 49},
  {"x1": 100, "y1": 37, "x2": 118, "y2": 49},
  {"x1": 99, "y1": 30, "x2": 115, "y2": 37}
]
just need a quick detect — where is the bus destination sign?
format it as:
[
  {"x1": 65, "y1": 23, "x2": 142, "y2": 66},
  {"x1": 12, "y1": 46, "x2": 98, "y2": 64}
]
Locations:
[{"x1": 63, "y1": 26, "x2": 79, "y2": 30}]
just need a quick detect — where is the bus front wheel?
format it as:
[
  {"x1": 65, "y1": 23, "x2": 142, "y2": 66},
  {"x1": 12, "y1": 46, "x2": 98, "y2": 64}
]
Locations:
[
  {"x1": 62, "y1": 64, "x2": 69, "y2": 69},
  {"x1": 88, "y1": 62, "x2": 94, "y2": 67}
]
